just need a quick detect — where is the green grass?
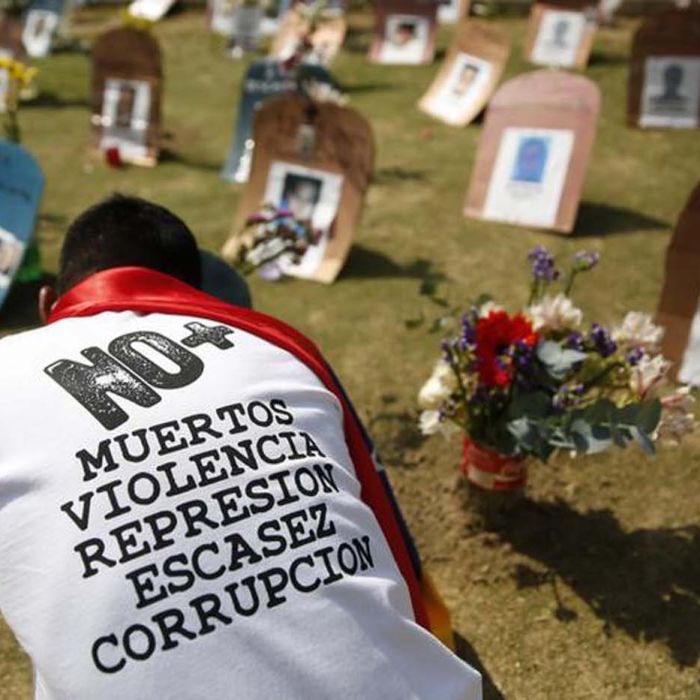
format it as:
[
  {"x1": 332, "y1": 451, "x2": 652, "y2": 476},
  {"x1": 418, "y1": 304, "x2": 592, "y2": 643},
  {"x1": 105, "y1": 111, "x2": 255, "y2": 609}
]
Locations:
[{"x1": 1, "y1": 8, "x2": 699, "y2": 699}]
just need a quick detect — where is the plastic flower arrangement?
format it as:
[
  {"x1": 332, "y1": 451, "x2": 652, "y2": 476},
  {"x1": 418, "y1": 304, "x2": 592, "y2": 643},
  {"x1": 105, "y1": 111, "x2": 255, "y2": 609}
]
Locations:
[
  {"x1": 418, "y1": 247, "x2": 695, "y2": 465},
  {"x1": 0, "y1": 57, "x2": 37, "y2": 143},
  {"x1": 228, "y1": 203, "x2": 321, "y2": 281}
]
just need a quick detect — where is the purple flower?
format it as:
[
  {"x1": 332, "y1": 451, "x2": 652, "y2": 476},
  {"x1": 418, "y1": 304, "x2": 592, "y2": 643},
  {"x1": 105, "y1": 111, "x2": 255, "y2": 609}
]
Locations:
[
  {"x1": 565, "y1": 331, "x2": 585, "y2": 351},
  {"x1": 528, "y1": 245, "x2": 559, "y2": 283},
  {"x1": 553, "y1": 383, "x2": 585, "y2": 411},
  {"x1": 626, "y1": 346, "x2": 644, "y2": 366},
  {"x1": 590, "y1": 323, "x2": 617, "y2": 358},
  {"x1": 573, "y1": 250, "x2": 599, "y2": 272}
]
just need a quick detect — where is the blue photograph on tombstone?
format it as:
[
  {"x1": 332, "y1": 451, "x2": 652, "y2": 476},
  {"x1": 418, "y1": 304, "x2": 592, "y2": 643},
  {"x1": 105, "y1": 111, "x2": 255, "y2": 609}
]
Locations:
[
  {"x1": 220, "y1": 59, "x2": 337, "y2": 184},
  {"x1": 510, "y1": 135, "x2": 550, "y2": 184}
]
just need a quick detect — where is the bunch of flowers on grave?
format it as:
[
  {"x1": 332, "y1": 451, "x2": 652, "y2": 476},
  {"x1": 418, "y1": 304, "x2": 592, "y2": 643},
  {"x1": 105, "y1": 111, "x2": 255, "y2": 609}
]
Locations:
[
  {"x1": 281, "y1": 0, "x2": 337, "y2": 70},
  {"x1": 0, "y1": 56, "x2": 37, "y2": 143},
  {"x1": 417, "y1": 246, "x2": 695, "y2": 497},
  {"x1": 229, "y1": 203, "x2": 321, "y2": 280}
]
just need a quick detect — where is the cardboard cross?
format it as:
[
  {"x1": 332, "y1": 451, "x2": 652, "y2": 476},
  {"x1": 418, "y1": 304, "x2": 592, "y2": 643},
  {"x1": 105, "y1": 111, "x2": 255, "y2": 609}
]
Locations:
[
  {"x1": 0, "y1": 140, "x2": 44, "y2": 312},
  {"x1": 222, "y1": 95, "x2": 374, "y2": 283},
  {"x1": 419, "y1": 19, "x2": 509, "y2": 127},
  {"x1": 464, "y1": 69, "x2": 600, "y2": 233},
  {"x1": 91, "y1": 26, "x2": 163, "y2": 166},
  {"x1": 220, "y1": 59, "x2": 337, "y2": 184},
  {"x1": 656, "y1": 182, "x2": 700, "y2": 385},
  {"x1": 524, "y1": 1, "x2": 597, "y2": 69},
  {"x1": 368, "y1": 0, "x2": 438, "y2": 65},
  {"x1": 269, "y1": 8, "x2": 346, "y2": 66},
  {"x1": 628, "y1": 7, "x2": 700, "y2": 129}
]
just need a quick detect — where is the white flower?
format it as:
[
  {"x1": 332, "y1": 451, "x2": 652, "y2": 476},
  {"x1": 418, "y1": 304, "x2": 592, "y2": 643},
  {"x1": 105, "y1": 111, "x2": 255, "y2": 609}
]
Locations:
[
  {"x1": 478, "y1": 300, "x2": 503, "y2": 318},
  {"x1": 417, "y1": 360, "x2": 457, "y2": 410},
  {"x1": 527, "y1": 293, "x2": 583, "y2": 332},
  {"x1": 613, "y1": 312, "x2": 664, "y2": 352},
  {"x1": 657, "y1": 387, "x2": 696, "y2": 442},
  {"x1": 629, "y1": 354, "x2": 670, "y2": 397},
  {"x1": 419, "y1": 410, "x2": 459, "y2": 438}
]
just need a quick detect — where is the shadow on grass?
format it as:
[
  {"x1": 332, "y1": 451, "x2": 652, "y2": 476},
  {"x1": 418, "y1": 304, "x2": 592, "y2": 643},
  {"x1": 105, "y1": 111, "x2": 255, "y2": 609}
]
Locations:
[
  {"x1": 574, "y1": 202, "x2": 668, "y2": 237},
  {"x1": 343, "y1": 25, "x2": 372, "y2": 54},
  {"x1": 342, "y1": 245, "x2": 445, "y2": 282},
  {"x1": 374, "y1": 166, "x2": 428, "y2": 183},
  {"x1": 367, "y1": 395, "x2": 425, "y2": 469},
  {"x1": 587, "y1": 50, "x2": 630, "y2": 66},
  {"x1": 342, "y1": 81, "x2": 396, "y2": 95},
  {"x1": 498, "y1": 498, "x2": 700, "y2": 667},
  {"x1": 160, "y1": 149, "x2": 223, "y2": 173},
  {"x1": 24, "y1": 91, "x2": 89, "y2": 110},
  {"x1": 454, "y1": 633, "x2": 506, "y2": 700}
]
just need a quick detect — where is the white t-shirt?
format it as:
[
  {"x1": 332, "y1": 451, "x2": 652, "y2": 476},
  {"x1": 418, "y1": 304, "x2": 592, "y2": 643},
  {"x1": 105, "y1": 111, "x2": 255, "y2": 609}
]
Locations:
[{"x1": 0, "y1": 310, "x2": 481, "y2": 699}]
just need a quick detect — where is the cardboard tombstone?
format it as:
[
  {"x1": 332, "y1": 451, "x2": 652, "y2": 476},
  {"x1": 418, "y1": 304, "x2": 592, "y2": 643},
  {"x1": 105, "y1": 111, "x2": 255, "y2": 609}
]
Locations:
[
  {"x1": 628, "y1": 8, "x2": 700, "y2": 129},
  {"x1": 91, "y1": 27, "x2": 163, "y2": 166},
  {"x1": 0, "y1": 140, "x2": 43, "y2": 312},
  {"x1": 0, "y1": 15, "x2": 26, "y2": 114},
  {"x1": 223, "y1": 95, "x2": 374, "y2": 283},
  {"x1": 128, "y1": 0, "x2": 178, "y2": 22},
  {"x1": 438, "y1": 0, "x2": 469, "y2": 24},
  {"x1": 656, "y1": 182, "x2": 700, "y2": 385},
  {"x1": 369, "y1": 0, "x2": 438, "y2": 65},
  {"x1": 525, "y1": 1, "x2": 597, "y2": 69},
  {"x1": 270, "y1": 9, "x2": 346, "y2": 66},
  {"x1": 22, "y1": 0, "x2": 65, "y2": 58},
  {"x1": 419, "y1": 20, "x2": 509, "y2": 127},
  {"x1": 221, "y1": 59, "x2": 337, "y2": 183},
  {"x1": 208, "y1": 0, "x2": 236, "y2": 36},
  {"x1": 464, "y1": 70, "x2": 600, "y2": 233}
]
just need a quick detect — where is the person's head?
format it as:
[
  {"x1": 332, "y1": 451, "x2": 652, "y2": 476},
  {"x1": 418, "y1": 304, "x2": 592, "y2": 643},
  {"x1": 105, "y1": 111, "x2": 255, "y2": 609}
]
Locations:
[
  {"x1": 39, "y1": 194, "x2": 201, "y2": 321},
  {"x1": 663, "y1": 64, "x2": 684, "y2": 96}
]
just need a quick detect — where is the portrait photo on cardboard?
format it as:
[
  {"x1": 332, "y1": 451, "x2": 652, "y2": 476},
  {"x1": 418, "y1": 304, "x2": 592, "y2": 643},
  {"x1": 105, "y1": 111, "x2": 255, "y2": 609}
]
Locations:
[
  {"x1": 419, "y1": 20, "x2": 509, "y2": 127},
  {"x1": 369, "y1": 0, "x2": 437, "y2": 65},
  {"x1": 526, "y1": 3, "x2": 596, "y2": 68},
  {"x1": 262, "y1": 161, "x2": 344, "y2": 279},
  {"x1": 628, "y1": 8, "x2": 700, "y2": 129},
  {"x1": 464, "y1": 70, "x2": 600, "y2": 233},
  {"x1": 656, "y1": 182, "x2": 700, "y2": 385},
  {"x1": 223, "y1": 95, "x2": 374, "y2": 283},
  {"x1": 91, "y1": 27, "x2": 162, "y2": 166}
]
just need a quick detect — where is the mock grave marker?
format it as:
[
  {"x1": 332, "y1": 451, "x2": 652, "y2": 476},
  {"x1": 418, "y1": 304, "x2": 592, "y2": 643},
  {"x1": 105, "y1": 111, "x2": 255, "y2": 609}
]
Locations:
[
  {"x1": 223, "y1": 94, "x2": 374, "y2": 283},
  {"x1": 464, "y1": 70, "x2": 600, "y2": 233},
  {"x1": 221, "y1": 59, "x2": 336, "y2": 183},
  {"x1": 128, "y1": 0, "x2": 178, "y2": 22},
  {"x1": 22, "y1": 0, "x2": 65, "y2": 58},
  {"x1": 369, "y1": 0, "x2": 438, "y2": 65},
  {"x1": 0, "y1": 140, "x2": 43, "y2": 312},
  {"x1": 656, "y1": 182, "x2": 700, "y2": 385},
  {"x1": 628, "y1": 8, "x2": 700, "y2": 129},
  {"x1": 525, "y1": 1, "x2": 597, "y2": 69},
  {"x1": 91, "y1": 26, "x2": 163, "y2": 166},
  {"x1": 270, "y1": 8, "x2": 346, "y2": 65},
  {"x1": 438, "y1": 0, "x2": 469, "y2": 24},
  {"x1": 419, "y1": 20, "x2": 509, "y2": 127}
]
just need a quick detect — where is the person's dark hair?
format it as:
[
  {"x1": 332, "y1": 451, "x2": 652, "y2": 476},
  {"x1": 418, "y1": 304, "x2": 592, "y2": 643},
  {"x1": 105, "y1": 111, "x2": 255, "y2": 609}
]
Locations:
[{"x1": 57, "y1": 194, "x2": 202, "y2": 294}]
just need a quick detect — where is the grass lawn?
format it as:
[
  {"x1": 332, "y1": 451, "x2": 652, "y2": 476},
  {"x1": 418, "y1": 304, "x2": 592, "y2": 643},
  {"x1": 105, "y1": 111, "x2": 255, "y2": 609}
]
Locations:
[{"x1": 1, "y1": 6, "x2": 699, "y2": 698}]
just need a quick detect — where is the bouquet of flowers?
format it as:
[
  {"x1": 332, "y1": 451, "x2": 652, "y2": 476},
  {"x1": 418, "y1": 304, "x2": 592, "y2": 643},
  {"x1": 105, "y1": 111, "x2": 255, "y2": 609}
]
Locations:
[
  {"x1": 228, "y1": 203, "x2": 321, "y2": 281},
  {"x1": 0, "y1": 57, "x2": 37, "y2": 144},
  {"x1": 418, "y1": 247, "x2": 695, "y2": 489}
]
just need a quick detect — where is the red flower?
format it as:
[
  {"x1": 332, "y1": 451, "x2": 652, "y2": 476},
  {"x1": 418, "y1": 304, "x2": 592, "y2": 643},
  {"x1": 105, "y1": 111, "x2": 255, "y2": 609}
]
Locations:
[
  {"x1": 475, "y1": 311, "x2": 538, "y2": 388},
  {"x1": 104, "y1": 147, "x2": 123, "y2": 169}
]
